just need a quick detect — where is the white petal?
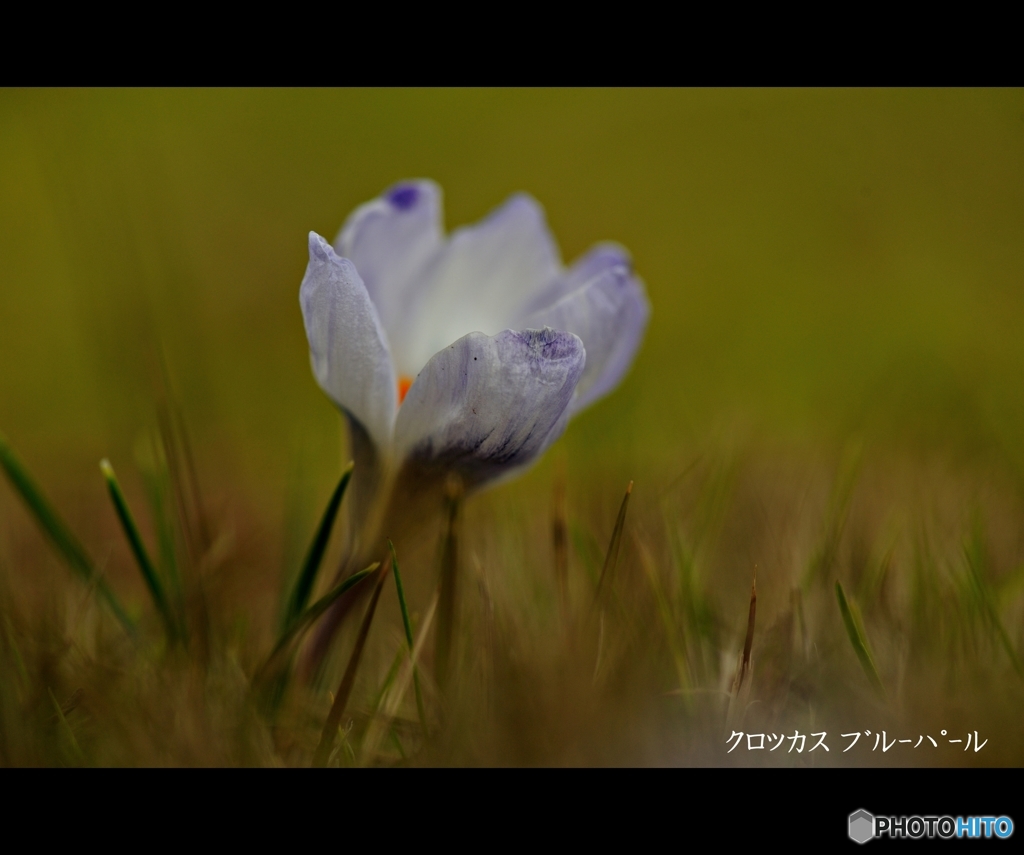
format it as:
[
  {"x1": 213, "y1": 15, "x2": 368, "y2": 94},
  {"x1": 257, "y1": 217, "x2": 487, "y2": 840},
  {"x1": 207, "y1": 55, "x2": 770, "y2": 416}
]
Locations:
[
  {"x1": 402, "y1": 194, "x2": 563, "y2": 373},
  {"x1": 333, "y1": 180, "x2": 444, "y2": 375},
  {"x1": 394, "y1": 328, "x2": 585, "y2": 489},
  {"x1": 522, "y1": 249, "x2": 650, "y2": 414},
  {"x1": 300, "y1": 232, "x2": 397, "y2": 455}
]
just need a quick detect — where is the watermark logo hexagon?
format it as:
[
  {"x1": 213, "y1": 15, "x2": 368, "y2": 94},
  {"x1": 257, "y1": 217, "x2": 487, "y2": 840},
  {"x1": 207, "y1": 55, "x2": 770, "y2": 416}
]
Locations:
[{"x1": 849, "y1": 809, "x2": 875, "y2": 844}]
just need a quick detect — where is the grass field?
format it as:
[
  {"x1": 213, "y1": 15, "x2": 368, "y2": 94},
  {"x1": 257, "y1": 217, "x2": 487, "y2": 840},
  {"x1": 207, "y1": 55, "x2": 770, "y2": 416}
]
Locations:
[{"x1": 1, "y1": 89, "x2": 1023, "y2": 766}]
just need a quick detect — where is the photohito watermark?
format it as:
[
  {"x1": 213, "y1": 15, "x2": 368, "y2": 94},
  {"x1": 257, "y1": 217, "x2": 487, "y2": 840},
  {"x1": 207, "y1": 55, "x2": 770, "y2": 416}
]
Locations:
[{"x1": 848, "y1": 810, "x2": 1014, "y2": 843}]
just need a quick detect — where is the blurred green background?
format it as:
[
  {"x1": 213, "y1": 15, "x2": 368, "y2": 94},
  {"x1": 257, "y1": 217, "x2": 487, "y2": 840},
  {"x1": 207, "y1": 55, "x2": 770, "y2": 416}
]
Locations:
[{"x1": 2, "y1": 89, "x2": 1024, "y2": 495}]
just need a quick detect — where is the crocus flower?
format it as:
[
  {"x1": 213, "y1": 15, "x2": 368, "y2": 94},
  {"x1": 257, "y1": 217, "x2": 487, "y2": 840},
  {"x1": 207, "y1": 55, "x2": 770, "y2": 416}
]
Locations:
[{"x1": 299, "y1": 180, "x2": 649, "y2": 519}]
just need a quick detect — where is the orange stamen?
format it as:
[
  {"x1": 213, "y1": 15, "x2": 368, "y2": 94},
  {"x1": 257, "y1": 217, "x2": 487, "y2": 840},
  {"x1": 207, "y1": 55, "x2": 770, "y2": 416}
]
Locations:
[{"x1": 398, "y1": 375, "x2": 413, "y2": 404}]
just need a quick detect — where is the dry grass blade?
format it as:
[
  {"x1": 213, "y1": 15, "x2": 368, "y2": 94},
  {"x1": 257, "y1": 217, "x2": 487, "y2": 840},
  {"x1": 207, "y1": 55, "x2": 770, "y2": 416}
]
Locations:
[
  {"x1": 100, "y1": 459, "x2": 176, "y2": 640},
  {"x1": 48, "y1": 687, "x2": 85, "y2": 765},
  {"x1": 152, "y1": 347, "x2": 211, "y2": 557},
  {"x1": 312, "y1": 564, "x2": 389, "y2": 767},
  {"x1": 737, "y1": 566, "x2": 757, "y2": 690},
  {"x1": 155, "y1": 401, "x2": 213, "y2": 661},
  {"x1": 792, "y1": 587, "x2": 808, "y2": 661},
  {"x1": 171, "y1": 400, "x2": 211, "y2": 553},
  {"x1": 634, "y1": 530, "x2": 691, "y2": 696},
  {"x1": 361, "y1": 591, "x2": 439, "y2": 762},
  {"x1": 963, "y1": 548, "x2": 1024, "y2": 682},
  {"x1": 156, "y1": 404, "x2": 200, "y2": 565},
  {"x1": 835, "y1": 581, "x2": 886, "y2": 699},
  {"x1": 0, "y1": 433, "x2": 135, "y2": 634},
  {"x1": 804, "y1": 445, "x2": 861, "y2": 587},
  {"x1": 595, "y1": 481, "x2": 633, "y2": 601}
]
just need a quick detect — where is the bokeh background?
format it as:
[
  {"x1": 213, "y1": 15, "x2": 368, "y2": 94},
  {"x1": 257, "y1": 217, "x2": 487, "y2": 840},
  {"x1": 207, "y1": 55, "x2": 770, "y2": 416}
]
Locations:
[
  {"x1": 2, "y1": 90, "x2": 1024, "y2": 765},
  {"x1": 3, "y1": 90, "x2": 1024, "y2": 481}
]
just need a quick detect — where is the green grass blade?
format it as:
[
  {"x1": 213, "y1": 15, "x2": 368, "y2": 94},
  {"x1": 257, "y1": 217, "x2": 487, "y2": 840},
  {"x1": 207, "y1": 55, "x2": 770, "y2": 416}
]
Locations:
[
  {"x1": 0, "y1": 432, "x2": 135, "y2": 634},
  {"x1": 100, "y1": 459, "x2": 176, "y2": 640},
  {"x1": 0, "y1": 434, "x2": 90, "y2": 580},
  {"x1": 283, "y1": 461, "x2": 354, "y2": 629},
  {"x1": 389, "y1": 539, "x2": 427, "y2": 736},
  {"x1": 835, "y1": 581, "x2": 885, "y2": 699},
  {"x1": 596, "y1": 481, "x2": 633, "y2": 600},
  {"x1": 390, "y1": 540, "x2": 414, "y2": 648}
]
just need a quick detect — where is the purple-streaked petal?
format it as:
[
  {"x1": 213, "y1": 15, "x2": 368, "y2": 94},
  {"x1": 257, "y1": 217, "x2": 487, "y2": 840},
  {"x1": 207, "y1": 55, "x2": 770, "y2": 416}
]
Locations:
[
  {"x1": 394, "y1": 328, "x2": 585, "y2": 489},
  {"x1": 300, "y1": 232, "x2": 397, "y2": 454},
  {"x1": 522, "y1": 255, "x2": 649, "y2": 415},
  {"x1": 402, "y1": 194, "x2": 563, "y2": 373},
  {"x1": 333, "y1": 180, "x2": 444, "y2": 375}
]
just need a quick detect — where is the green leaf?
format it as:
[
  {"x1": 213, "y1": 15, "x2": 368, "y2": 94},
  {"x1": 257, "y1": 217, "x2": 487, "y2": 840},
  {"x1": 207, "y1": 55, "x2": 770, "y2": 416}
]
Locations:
[
  {"x1": 835, "y1": 581, "x2": 885, "y2": 699},
  {"x1": 0, "y1": 432, "x2": 134, "y2": 634},
  {"x1": 101, "y1": 459, "x2": 176, "y2": 640},
  {"x1": 283, "y1": 461, "x2": 354, "y2": 629}
]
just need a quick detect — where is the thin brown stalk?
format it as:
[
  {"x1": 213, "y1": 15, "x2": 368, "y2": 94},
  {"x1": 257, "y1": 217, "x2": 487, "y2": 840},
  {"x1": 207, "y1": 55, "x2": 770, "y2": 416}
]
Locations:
[
  {"x1": 791, "y1": 587, "x2": 808, "y2": 660},
  {"x1": 595, "y1": 481, "x2": 633, "y2": 602},
  {"x1": 434, "y1": 474, "x2": 463, "y2": 692},
  {"x1": 253, "y1": 564, "x2": 377, "y2": 691},
  {"x1": 734, "y1": 565, "x2": 757, "y2": 693},
  {"x1": 552, "y1": 475, "x2": 568, "y2": 614},
  {"x1": 312, "y1": 564, "x2": 389, "y2": 767},
  {"x1": 725, "y1": 565, "x2": 758, "y2": 731},
  {"x1": 171, "y1": 401, "x2": 211, "y2": 553},
  {"x1": 156, "y1": 400, "x2": 213, "y2": 662}
]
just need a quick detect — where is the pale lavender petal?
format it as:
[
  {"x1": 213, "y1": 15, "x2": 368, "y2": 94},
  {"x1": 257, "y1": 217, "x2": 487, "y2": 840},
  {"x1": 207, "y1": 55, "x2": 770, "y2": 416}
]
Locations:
[
  {"x1": 300, "y1": 232, "x2": 397, "y2": 454},
  {"x1": 519, "y1": 242, "x2": 632, "y2": 318},
  {"x1": 402, "y1": 195, "x2": 563, "y2": 374},
  {"x1": 394, "y1": 328, "x2": 585, "y2": 488},
  {"x1": 333, "y1": 180, "x2": 444, "y2": 375},
  {"x1": 522, "y1": 255, "x2": 650, "y2": 415}
]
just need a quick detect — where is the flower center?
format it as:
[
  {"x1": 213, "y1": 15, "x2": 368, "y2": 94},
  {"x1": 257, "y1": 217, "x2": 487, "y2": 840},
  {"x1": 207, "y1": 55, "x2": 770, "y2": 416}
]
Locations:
[{"x1": 398, "y1": 375, "x2": 413, "y2": 404}]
